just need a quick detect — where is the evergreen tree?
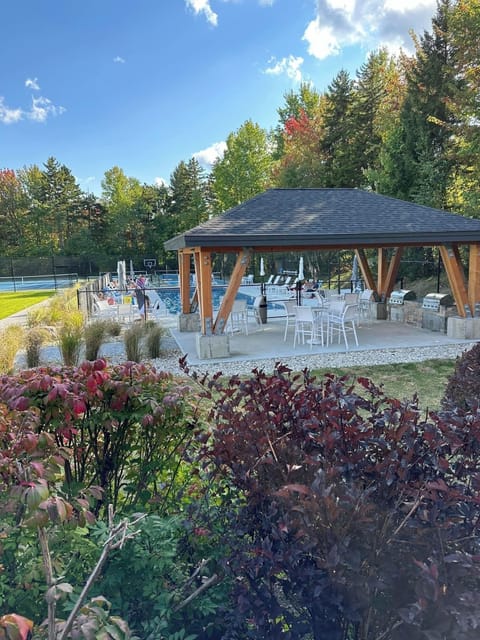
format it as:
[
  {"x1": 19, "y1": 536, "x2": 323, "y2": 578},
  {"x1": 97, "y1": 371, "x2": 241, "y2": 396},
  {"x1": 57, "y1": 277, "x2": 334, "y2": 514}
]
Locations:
[
  {"x1": 377, "y1": 0, "x2": 458, "y2": 207},
  {"x1": 445, "y1": 0, "x2": 480, "y2": 218},
  {"x1": 169, "y1": 158, "x2": 210, "y2": 231},
  {"x1": 351, "y1": 49, "x2": 404, "y2": 189},
  {"x1": 39, "y1": 157, "x2": 83, "y2": 252},
  {"x1": 0, "y1": 169, "x2": 29, "y2": 255},
  {"x1": 320, "y1": 70, "x2": 359, "y2": 187}
]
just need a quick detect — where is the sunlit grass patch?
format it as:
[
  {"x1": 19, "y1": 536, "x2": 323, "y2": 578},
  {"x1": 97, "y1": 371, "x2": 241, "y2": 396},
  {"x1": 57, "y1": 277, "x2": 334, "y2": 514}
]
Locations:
[
  {"x1": 0, "y1": 290, "x2": 55, "y2": 320},
  {"x1": 311, "y1": 359, "x2": 456, "y2": 413}
]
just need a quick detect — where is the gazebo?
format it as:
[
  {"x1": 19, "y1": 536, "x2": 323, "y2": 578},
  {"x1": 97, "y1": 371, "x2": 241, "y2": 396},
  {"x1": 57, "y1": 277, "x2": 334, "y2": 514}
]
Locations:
[{"x1": 164, "y1": 188, "x2": 480, "y2": 358}]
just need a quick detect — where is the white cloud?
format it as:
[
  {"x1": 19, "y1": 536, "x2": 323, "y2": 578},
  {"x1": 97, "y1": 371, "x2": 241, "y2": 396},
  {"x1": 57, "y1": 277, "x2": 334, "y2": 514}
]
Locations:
[
  {"x1": 155, "y1": 176, "x2": 169, "y2": 188},
  {"x1": 264, "y1": 54, "x2": 304, "y2": 82},
  {"x1": 185, "y1": 0, "x2": 218, "y2": 26},
  {"x1": 193, "y1": 141, "x2": 227, "y2": 168},
  {"x1": 0, "y1": 80, "x2": 65, "y2": 125},
  {"x1": 25, "y1": 77, "x2": 40, "y2": 90},
  {"x1": 0, "y1": 97, "x2": 22, "y2": 124},
  {"x1": 113, "y1": 56, "x2": 125, "y2": 63},
  {"x1": 27, "y1": 96, "x2": 66, "y2": 123},
  {"x1": 303, "y1": 0, "x2": 437, "y2": 60}
]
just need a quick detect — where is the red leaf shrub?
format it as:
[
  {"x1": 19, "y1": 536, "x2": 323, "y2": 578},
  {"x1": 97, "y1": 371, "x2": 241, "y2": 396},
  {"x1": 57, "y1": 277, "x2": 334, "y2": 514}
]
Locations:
[
  {"x1": 192, "y1": 363, "x2": 480, "y2": 639},
  {"x1": 0, "y1": 359, "x2": 197, "y2": 515}
]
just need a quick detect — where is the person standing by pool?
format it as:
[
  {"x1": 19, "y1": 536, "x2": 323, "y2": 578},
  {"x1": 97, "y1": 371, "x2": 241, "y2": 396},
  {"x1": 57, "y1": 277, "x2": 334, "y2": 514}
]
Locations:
[{"x1": 134, "y1": 275, "x2": 147, "y2": 320}]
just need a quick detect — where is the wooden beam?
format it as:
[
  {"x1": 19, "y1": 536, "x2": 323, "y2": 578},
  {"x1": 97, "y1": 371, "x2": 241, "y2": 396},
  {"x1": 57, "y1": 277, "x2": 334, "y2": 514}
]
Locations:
[
  {"x1": 213, "y1": 249, "x2": 251, "y2": 334},
  {"x1": 178, "y1": 251, "x2": 191, "y2": 314},
  {"x1": 383, "y1": 247, "x2": 404, "y2": 300},
  {"x1": 185, "y1": 240, "x2": 452, "y2": 253},
  {"x1": 194, "y1": 249, "x2": 214, "y2": 334},
  {"x1": 355, "y1": 249, "x2": 377, "y2": 293},
  {"x1": 439, "y1": 244, "x2": 470, "y2": 318},
  {"x1": 468, "y1": 244, "x2": 480, "y2": 316},
  {"x1": 377, "y1": 248, "x2": 388, "y2": 295}
]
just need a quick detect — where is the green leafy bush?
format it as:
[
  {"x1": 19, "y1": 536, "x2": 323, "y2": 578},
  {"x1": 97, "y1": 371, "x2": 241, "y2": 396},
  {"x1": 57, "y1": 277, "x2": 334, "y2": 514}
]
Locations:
[
  {"x1": 95, "y1": 514, "x2": 227, "y2": 639},
  {"x1": 0, "y1": 360, "x2": 200, "y2": 637}
]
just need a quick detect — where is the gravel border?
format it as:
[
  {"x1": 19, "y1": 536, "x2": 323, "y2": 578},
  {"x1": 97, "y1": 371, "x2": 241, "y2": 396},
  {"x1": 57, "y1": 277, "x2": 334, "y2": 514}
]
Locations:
[{"x1": 15, "y1": 332, "x2": 477, "y2": 378}]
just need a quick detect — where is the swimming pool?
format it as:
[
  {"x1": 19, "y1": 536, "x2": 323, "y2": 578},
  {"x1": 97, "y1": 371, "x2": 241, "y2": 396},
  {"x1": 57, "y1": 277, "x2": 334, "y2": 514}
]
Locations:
[{"x1": 157, "y1": 286, "x2": 284, "y2": 315}]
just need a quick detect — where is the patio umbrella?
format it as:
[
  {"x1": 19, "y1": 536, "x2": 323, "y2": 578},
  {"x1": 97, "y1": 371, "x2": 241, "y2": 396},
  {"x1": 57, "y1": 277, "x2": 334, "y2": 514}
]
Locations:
[
  {"x1": 260, "y1": 257, "x2": 266, "y2": 295},
  {"x1": 352, "y1": 254, "x2": 359, "y2": 290},
  {"x1": 296, "y1": 256, "x2": 305, "y2": 305},
  {"x1": 298, "y1": 256, "x2": 305, "y2": 281},
  {"x1": 129, "y1": 259, "x2": 135, "y2": 280},
  {"x1": 117, "y1": 260, "x2": 126, "y2": 290}
]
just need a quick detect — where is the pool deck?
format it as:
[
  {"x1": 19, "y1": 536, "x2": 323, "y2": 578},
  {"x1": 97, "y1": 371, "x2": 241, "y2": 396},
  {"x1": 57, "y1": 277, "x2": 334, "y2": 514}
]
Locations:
[{"x1": 170, "y1": 313, "x2": 476, "y2": 366}]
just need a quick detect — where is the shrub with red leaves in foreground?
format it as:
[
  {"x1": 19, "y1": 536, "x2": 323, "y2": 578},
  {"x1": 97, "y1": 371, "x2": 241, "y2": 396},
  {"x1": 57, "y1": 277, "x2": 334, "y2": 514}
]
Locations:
[{"x1": 189, "y1": 362, "x2": 480, "y2": 640}]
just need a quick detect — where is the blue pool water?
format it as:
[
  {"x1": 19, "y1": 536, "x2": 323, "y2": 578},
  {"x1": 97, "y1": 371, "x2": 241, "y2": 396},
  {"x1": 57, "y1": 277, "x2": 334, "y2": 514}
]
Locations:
[
  {"x1": 157, "y1": 286, "x2": 228, "y2": 314},
  {"x1": 157, "y1": 285, "x2": 284, "y2": 315}
]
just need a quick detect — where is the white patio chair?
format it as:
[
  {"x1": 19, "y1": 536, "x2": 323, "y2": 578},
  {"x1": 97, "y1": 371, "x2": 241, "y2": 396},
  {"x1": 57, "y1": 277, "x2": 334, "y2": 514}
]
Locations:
[
  {"x1": 359, "y1": 289, "x2": 375, "y2": 324},
  {"x1": 279, "y1": 299, "x2": 296, "y2": 341},
  {"x1": 344, "y1": 292, "x2": 359, "y2": 305},
  {"x1": 228, "y1": 299, "x2": 249, "y2": 335},
  {"x1": 91, "y1": 295, "x2": 117, "y2": 321},
  {"x1": 293, "y1": 306, "x2": 325, "y2": 348},
  {"x1": 247, "y1": 295, "x2": 266, "y2": 331},
  {"x1": 149, "y1": 298, "x2": 168, "y2": 322},
  {"x1": 328, "y1": 304, "x2": 359, "y2": 350}
]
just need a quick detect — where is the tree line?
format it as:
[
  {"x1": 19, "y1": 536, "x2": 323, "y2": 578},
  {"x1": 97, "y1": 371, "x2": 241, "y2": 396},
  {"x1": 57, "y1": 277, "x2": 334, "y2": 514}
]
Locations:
[{"x1": 0, "y1": 0, "x2": 478, "y2": 275}]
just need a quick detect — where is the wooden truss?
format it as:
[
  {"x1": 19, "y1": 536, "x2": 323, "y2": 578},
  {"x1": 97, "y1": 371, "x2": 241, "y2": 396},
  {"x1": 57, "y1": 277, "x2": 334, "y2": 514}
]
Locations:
[{"x1": 177, "y1": 243, "x2": 480, "y2": 335}]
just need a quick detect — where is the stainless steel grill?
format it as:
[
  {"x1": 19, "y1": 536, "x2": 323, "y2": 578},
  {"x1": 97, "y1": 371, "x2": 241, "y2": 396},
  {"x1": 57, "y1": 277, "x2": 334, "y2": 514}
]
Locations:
[
  {"x1": 422, "y1": 293, "x2": 454, "y2": 312},
  {"x1": 388, "y1": 290, "x2": 416, "y2": 305}
]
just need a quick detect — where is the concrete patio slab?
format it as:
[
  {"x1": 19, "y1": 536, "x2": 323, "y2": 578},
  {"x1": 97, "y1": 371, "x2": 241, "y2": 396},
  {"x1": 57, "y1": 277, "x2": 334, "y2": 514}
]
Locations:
[{"x1": 170, "y1": 316, "x2": 477, "y2": 366}]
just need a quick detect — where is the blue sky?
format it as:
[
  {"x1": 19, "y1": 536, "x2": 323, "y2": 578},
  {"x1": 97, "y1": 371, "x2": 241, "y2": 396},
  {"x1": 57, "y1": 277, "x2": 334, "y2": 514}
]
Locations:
[{"x1": 1, "y1": 0, "x2": 437, "y2": 195}]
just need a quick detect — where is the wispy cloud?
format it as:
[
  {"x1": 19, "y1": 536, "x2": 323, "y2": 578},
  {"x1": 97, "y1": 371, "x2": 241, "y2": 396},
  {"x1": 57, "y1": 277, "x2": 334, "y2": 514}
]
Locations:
[
  {"x1": 27, "y1": 96, "x2": 66, "y2": 123},
  {"x1": 193, "y1": 141, "x2": 227, "y2": 168},
  {"x1": 0, "y1": 91, "x2": 66, "y2": 125},
  {"x1": 0, "y1": 97, "x2": 22, "y2": 124},
  {"x1": 264, "y1": 55, "x2": 304, "y2": 82},
  {"x1": 25, "y1": 77, "x2": 40, "y2": 90},
  {"x1": 113, "y1": 56, "x2": 126, "y2": 63},
  {"x1": 303, "y1": 0, "x2": 437, "y2": 60},
  {"x1": 185, "y1": 0, "x2": 218, "y2": 26}
]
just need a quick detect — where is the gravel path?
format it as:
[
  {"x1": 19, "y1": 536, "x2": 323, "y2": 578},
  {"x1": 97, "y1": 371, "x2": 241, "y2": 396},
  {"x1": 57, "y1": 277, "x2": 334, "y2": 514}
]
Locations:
[{"x1": 15, "y1": 331, "x2": 476, "y2": 378}]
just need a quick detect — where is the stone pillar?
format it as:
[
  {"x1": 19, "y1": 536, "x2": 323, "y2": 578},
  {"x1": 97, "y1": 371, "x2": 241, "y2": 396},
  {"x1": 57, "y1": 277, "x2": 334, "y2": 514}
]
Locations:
[
  {"x1": 195, "y1": 333, "x2": 230, "y2": 359},
  {"x1": 178, "y1": 313, "x2": 201, "y2": 332},
  {"x1": 375, "y1": 302, "x2": 388, "y2": 320},
  {"x1": 447, "y1": 316, "x2": 480, "y2": 340}
]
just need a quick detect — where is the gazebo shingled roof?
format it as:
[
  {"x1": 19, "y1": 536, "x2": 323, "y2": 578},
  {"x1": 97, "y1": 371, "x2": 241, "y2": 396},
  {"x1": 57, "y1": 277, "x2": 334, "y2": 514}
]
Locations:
[
  {"x1": 164, "y1": 188, "x2": 480, "y2": 336},
  {"x1": 165, "y1": 188, "x2": 480, "y2": 250}
]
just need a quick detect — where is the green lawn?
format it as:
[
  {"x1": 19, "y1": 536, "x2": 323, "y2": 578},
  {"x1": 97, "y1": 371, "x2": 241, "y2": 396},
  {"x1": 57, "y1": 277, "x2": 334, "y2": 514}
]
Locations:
[
  {"x1": 312, "y1": 358, "x2": 457, "y2": 413},
  {"x1": 0, "y1": 290, "x2": 55, "y2": 320}
]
